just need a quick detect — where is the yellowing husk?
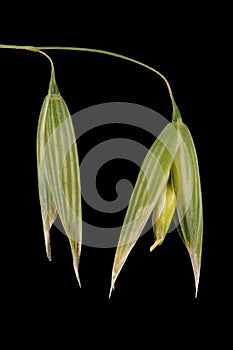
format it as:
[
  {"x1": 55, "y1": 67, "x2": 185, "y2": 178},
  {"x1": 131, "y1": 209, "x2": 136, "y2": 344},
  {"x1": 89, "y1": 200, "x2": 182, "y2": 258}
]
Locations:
[{"x1": 150, "y1": 178, "x2": 176, "y2": 252}]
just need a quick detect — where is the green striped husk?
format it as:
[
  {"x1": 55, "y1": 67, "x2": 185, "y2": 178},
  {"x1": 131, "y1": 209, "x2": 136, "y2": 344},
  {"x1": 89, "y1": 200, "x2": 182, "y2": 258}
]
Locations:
[
  {"x1": 172, "y1": 114, "x2": 203, "y2": 297},
  {"x1": 110, "y1": 103, "x2": 203, "y2": 297},
  {"x1": 109, "y1": 123, "x2": 180, "y2": 297},
  {"x1": 37, "y1": 70, "x2": 82, "y2": 286}
]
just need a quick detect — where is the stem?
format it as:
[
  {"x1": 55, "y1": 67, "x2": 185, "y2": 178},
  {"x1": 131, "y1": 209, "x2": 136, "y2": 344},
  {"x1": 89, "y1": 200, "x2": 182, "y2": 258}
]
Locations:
[
  {"x1": 0, "y1": 45, "x2": 54, "y2": 71},
  {"x1": 38, "y1": 46, "x2": 176, "y2": 110},
  {"x1": 0, "y1": 45, "x2": 59, "y2": 95},
  {"x1": 0, "y1": 44, "x2": 176, "y2": 113},
  {"x1": 38, "y1": 51, "x2": 60, "y2": 95},
  {"x1": 38, "y1": 50, "x2": 54, "y2": 72},
  {"x1": 0, "y1": 44, "x2": 40, "y2": 52}
]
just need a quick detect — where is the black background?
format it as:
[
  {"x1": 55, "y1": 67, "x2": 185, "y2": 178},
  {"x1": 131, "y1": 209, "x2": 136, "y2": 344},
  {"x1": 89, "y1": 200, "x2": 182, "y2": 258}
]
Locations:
[{"x1": 0, "y1": 6, "x2": 225, "y2": 347}]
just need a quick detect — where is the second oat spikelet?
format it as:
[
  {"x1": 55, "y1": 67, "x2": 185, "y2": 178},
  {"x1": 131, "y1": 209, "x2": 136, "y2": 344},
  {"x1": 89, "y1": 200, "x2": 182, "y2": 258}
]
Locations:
[{"x1": 110, "y1": 103, "x2": 203, "y2": 298}]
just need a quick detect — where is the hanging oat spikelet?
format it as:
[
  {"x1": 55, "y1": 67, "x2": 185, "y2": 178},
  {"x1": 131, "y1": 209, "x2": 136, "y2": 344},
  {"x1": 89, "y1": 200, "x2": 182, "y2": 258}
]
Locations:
[
  {"x1": 171, "y1": 105, "x2": 203, "y2": 297},
  {"x1": 110, "y1": 103, "x2": 203, "y2": 297},
  {"x1": 36, "y1": 52, "x2": 82, "y2": 286}
]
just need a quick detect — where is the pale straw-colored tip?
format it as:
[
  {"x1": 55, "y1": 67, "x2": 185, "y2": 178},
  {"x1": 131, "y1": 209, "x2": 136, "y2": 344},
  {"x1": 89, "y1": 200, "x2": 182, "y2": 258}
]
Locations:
[
  {"x1": 45, "y1": 246, "x2": 52, "y2": 261},
  {"x1": 108, "y1": 276, "x2": 115, "y2": 299},
  {"x1": 74, "y1": 265, "x2": 81, "y2": 288},
  {"x1": 72, "y1": 253, "x2": 81, "y2": 288},
  {"x1": 189, "y1": 249, "x2": 200, "y2": 298},
  {"x1": 108, "y1": 284, "x2": 114, "y2": 299},
  {"x1": 44, "y1": 230, "x2": 52, "y2": 261},
  {"x1": 194, "y1": 279, "x2": 200, "y2": 298},
  {"x1": 46, "y1": 252, "x2": 52, "y2": 262},
  {"x1": 150, "y1": 238, "x2": 163, "y2": 252}
]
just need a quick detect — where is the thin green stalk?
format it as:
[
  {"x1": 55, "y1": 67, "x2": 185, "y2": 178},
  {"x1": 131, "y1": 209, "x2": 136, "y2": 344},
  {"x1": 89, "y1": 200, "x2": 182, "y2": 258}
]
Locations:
[
  {"x1": 38, "y1": 50, "x2": 54, "y2": 72},
  {"x1": 0, "y1": 44, "x2": 54, "y2": 75},
  {"x1": 0, "y1": 44, "x2": 176, "y2": 115},
  {"x1": 0, "y1": 44, "x2": 40, "y2": 52}
]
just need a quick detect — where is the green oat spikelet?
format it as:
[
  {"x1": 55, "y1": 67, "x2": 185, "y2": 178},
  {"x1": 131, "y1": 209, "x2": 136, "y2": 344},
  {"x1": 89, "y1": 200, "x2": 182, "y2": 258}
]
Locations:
[
  {"x1": 109, "y1": 123, "x2": 180, "y2": 297},
  {"x1": 37, "y1": 57, "x2": 82, "y2": 286},
  {"x1": 172, "y1": 104, "x2": 203, "y2": 297},
  {"x1": 37, "y1": 87, "x2": 57, "y2": 262},
  {"x1": 110, "y1": 102, "x2": 203, "y2": 298}
]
